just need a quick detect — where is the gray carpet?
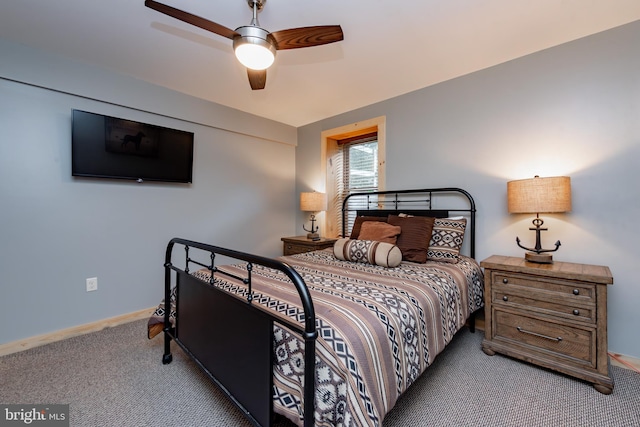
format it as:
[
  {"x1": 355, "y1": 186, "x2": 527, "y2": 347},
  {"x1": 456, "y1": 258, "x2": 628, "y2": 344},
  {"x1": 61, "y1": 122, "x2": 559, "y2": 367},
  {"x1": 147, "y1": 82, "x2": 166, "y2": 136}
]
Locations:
[{"x1": 1, "y1": 320, "x2": 638, "y2": 426}]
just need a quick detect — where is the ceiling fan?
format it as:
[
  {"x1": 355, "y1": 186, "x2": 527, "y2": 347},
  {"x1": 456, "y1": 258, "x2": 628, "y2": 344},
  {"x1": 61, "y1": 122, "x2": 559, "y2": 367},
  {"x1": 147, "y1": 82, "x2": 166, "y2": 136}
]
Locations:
[{"x1": 144, "y1": 0, "x2": 344, "y2": 90}]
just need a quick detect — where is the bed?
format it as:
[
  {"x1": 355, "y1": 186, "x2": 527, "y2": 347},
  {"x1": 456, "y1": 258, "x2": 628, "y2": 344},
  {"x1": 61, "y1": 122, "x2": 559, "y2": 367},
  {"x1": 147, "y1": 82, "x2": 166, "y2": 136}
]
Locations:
[{"x1": 148, "y1": 188, "x2": 484, "y2": 427}]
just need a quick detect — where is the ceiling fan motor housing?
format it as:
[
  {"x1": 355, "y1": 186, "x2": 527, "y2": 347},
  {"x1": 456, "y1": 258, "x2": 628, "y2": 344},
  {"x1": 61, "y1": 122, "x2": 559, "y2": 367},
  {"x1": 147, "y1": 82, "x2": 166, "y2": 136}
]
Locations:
[{"x1": 233, "y1": 26, "x2": 277, "y2": 70}]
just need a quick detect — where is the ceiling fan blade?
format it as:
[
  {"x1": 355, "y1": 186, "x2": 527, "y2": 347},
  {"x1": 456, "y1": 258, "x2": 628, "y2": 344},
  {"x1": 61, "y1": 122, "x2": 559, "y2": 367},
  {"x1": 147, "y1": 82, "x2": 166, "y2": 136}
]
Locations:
[
  {"x1": 247, "y1": 69, "x2": 267, "y2": 90},
  {"x1": 145, "y1": 0, "x2": 239, "y2": 40},
  {"x1": 271, "y1": 25, "x2": 344, "y2": 50}
]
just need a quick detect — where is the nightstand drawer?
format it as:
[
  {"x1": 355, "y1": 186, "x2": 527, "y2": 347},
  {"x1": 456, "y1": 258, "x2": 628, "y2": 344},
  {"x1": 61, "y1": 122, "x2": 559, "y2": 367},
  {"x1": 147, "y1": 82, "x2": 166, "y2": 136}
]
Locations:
[
  {"x1": 284, "y1": 244, "x2": 316, "y2": 255},
  {"x1": 491, "y1": 272, "x2": 596, "y2": 304},
  {"x1": 281, "y1": 236, "x2": 338, "y2": 256},
  {"x1": 493, "y1": 309, "x2": 595, "y2": 367},
  {"x1": 493, "y1": 285, "x2": 595, "y2": 322}
]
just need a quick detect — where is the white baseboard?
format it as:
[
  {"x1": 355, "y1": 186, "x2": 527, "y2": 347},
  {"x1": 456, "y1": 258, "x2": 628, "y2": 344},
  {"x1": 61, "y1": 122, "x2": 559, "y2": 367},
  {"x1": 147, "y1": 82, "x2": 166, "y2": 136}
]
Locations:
[
  {"x1": 3, "y1": 307, "x2": 638, "y2": 374},
  {"x1": 0, "y1": 307, "x2": 155, "y2": 357}
]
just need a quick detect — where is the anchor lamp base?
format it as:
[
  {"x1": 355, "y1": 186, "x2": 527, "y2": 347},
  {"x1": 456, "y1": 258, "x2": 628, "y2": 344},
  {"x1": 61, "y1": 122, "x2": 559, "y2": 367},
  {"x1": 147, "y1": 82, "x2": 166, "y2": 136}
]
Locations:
[{"x1": 525, "y1": 251, "x2": 554, "y2": 264}]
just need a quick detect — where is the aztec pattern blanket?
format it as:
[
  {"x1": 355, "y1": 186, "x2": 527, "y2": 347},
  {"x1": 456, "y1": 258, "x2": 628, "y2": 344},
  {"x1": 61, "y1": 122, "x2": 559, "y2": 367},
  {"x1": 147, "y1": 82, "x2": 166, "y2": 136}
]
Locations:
[{"x1": 148, "y1": 249, "x2": 484, "y2": 427}]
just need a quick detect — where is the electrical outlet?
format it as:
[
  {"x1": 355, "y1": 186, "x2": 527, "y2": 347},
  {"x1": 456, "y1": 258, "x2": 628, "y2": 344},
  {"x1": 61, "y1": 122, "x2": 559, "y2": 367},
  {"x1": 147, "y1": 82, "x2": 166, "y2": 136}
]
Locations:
[{"x1": 86, "y1": 277, "x2": 98, "y2": 292}]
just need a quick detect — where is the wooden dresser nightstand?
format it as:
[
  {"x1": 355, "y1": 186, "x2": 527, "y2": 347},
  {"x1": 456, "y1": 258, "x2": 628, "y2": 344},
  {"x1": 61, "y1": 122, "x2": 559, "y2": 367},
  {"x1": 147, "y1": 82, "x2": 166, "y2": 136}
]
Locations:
[
  {"x1": 281, "y1": 236, "x2": 338, "y2": 256},
  {"x1": 480, "y1": 255, "x2": 614, "y2": 394}
]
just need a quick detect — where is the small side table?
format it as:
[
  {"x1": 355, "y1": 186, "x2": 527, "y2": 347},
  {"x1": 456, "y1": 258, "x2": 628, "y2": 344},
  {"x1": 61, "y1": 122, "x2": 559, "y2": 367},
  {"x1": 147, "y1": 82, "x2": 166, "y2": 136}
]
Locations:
[{"x1": 281, "y1": 236, "x2": 338, "y2": 256}]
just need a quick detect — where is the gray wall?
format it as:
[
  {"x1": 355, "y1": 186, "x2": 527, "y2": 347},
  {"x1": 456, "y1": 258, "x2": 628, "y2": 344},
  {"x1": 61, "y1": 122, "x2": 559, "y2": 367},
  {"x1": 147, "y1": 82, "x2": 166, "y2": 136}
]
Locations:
[
  {"x1": 0, "y1": 41, "x2": 297, "y2": 344},
  {"x1": 297, "y1": 21, "x2": 640, "y2": 358}
]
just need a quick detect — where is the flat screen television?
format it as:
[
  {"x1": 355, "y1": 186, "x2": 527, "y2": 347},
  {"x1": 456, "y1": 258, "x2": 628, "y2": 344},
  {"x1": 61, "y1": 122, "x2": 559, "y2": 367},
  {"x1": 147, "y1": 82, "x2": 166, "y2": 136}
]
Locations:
[{"x1": 71, "y1": 109, "x2": 194, "y2": 183}]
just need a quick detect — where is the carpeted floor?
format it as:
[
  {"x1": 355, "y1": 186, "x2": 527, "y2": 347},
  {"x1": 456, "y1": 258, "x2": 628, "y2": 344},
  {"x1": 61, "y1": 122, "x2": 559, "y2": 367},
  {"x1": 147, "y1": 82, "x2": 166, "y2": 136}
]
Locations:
[{"x1": 1, "y1": 319, "x2": 638, "y2": 426}]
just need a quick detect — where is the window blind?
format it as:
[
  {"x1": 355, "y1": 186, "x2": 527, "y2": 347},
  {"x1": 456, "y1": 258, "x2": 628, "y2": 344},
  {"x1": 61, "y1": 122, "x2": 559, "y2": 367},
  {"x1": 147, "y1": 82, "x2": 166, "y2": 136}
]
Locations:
[{"x1": 330, "y1": 133, "x2": 378, "y2": 235}]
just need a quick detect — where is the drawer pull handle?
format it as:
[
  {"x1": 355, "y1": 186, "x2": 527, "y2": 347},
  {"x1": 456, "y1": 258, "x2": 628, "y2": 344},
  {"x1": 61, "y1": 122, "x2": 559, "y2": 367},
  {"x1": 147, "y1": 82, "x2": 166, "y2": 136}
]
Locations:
[
  {"x1": 502, "y1": 278, "x2": 509, "y2": 284},
  {"x1": 573, "y1": 309, "x2": 580, "y2": 316},
  {"x1": 516, "y1": 326, "x2": 562, "y2": 343},
  {"x1": 502, "y1": 296, "x2": 509, "y2": 301},
  {"x1": 573, "y1": 289, "x2": 580, "y2": 295}
]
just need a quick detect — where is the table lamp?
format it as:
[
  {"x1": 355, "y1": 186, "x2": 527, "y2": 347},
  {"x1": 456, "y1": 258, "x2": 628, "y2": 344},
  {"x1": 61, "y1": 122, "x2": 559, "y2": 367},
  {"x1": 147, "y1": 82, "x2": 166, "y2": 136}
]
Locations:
[
  {"x1": 300, "y1": 192, "x2": 327, "y2": 240},
  {"x1": 507, "y1": 175, "x2": 571, "y2": 263}
]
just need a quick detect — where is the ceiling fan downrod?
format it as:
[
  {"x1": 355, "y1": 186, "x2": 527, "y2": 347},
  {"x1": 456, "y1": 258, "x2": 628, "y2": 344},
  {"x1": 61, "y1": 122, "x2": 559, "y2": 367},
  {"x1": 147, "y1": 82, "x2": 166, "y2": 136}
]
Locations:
[{"x1": 248, "y1": 0, "x2": 264, "y2": 27}]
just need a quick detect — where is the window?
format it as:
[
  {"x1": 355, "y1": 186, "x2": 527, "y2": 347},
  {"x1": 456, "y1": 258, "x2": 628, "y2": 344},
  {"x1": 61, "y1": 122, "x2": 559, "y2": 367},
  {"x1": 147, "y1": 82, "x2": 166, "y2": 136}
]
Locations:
[
  {"x1": 343, "y1": 134, "x2": 378, "y2": 193},
  {"x1": 321, "y1": 117, "x2": 386, "y2": 237},
  {"x1": 335, "y1": 134, "x2": 378, "y2": 235}
]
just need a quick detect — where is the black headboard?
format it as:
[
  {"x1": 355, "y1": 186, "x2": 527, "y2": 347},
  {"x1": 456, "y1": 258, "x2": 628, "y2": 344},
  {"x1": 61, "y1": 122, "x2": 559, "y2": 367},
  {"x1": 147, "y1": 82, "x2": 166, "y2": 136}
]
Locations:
[{"x1": 341, "y1": 188, "x2": 477, "y2": 258}]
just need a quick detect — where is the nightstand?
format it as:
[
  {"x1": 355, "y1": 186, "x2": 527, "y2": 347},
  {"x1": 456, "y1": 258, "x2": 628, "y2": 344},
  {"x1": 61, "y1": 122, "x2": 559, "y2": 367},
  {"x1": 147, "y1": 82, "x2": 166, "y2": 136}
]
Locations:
[
  {"x1": 281, "y1": 236, "x2": 338, "y2": 256},
  {"x1": 480, "y1": 255, "x2": 614, "y2": 394}
]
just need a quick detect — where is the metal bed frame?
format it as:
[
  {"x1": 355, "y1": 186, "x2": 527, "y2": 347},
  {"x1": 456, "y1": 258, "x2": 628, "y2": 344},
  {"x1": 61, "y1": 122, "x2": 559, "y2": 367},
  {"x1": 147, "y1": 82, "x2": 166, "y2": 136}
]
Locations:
[{"x1": 160, "y1": 188, "x2": 477, "y2": 427}]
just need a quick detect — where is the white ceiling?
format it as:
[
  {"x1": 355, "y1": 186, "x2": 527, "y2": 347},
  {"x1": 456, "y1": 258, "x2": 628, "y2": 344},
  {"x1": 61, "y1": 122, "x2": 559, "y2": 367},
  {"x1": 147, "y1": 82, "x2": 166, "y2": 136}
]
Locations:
[{"x1": 1, "y1": 1, "x2": 639, "y2": 127}]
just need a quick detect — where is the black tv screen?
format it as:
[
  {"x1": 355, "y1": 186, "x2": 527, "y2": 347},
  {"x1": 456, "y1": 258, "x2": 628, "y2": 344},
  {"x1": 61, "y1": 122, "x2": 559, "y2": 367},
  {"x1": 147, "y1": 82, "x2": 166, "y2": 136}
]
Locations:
[{"x1": 71, "y1": 110, "x2": 194, "y2": 183}]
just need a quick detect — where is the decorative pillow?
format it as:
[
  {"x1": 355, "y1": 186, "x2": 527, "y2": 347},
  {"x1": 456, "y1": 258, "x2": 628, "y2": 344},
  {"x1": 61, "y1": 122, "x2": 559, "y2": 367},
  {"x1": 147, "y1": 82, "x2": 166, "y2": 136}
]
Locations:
[
  {"x1": 333, "y1": 238, "x2": 402, "y2": 268},
  {"x1": 427, "y1": 217, "x2": 467, "y2": 263},
  {"x1": 357, "y1": 221, "x2": 401, "y2": 244},
  {"x1": 387, "y1": 215, "x2": 435, "y2": 263},
  {"x1": 349, "y1": 216, "x2": 387, "y2": 239}
]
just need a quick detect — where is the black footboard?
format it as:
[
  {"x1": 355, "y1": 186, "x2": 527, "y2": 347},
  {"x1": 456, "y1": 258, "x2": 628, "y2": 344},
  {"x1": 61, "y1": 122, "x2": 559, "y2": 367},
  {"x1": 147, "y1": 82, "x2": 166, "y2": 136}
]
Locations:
[{"x1": 162, "y1": 238, "x2": 317, "y2": 427}]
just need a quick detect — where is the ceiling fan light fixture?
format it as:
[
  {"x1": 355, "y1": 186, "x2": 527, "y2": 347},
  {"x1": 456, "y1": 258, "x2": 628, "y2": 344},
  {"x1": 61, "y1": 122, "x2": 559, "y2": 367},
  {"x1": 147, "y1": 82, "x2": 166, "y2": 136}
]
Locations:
[{"x1": 233, "y1": 26, "x2": 276, "y2": 70}]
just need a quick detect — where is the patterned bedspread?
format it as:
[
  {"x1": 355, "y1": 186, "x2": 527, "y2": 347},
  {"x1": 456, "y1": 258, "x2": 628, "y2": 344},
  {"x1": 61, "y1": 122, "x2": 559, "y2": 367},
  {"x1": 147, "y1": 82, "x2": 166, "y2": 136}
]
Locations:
[{"x1": 148, "y1": 248, "x2": 484, "y2": 427}]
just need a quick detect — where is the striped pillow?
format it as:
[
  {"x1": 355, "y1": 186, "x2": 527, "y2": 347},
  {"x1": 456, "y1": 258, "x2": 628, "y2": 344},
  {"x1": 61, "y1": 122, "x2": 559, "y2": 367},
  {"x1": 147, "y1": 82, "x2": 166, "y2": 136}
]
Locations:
[
  {"x1": 333, "y1": 238, "x2": 402, "y2": 268},
  {"x1": 387, "y1": 215, "x2": 435, "y2": 263}
]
